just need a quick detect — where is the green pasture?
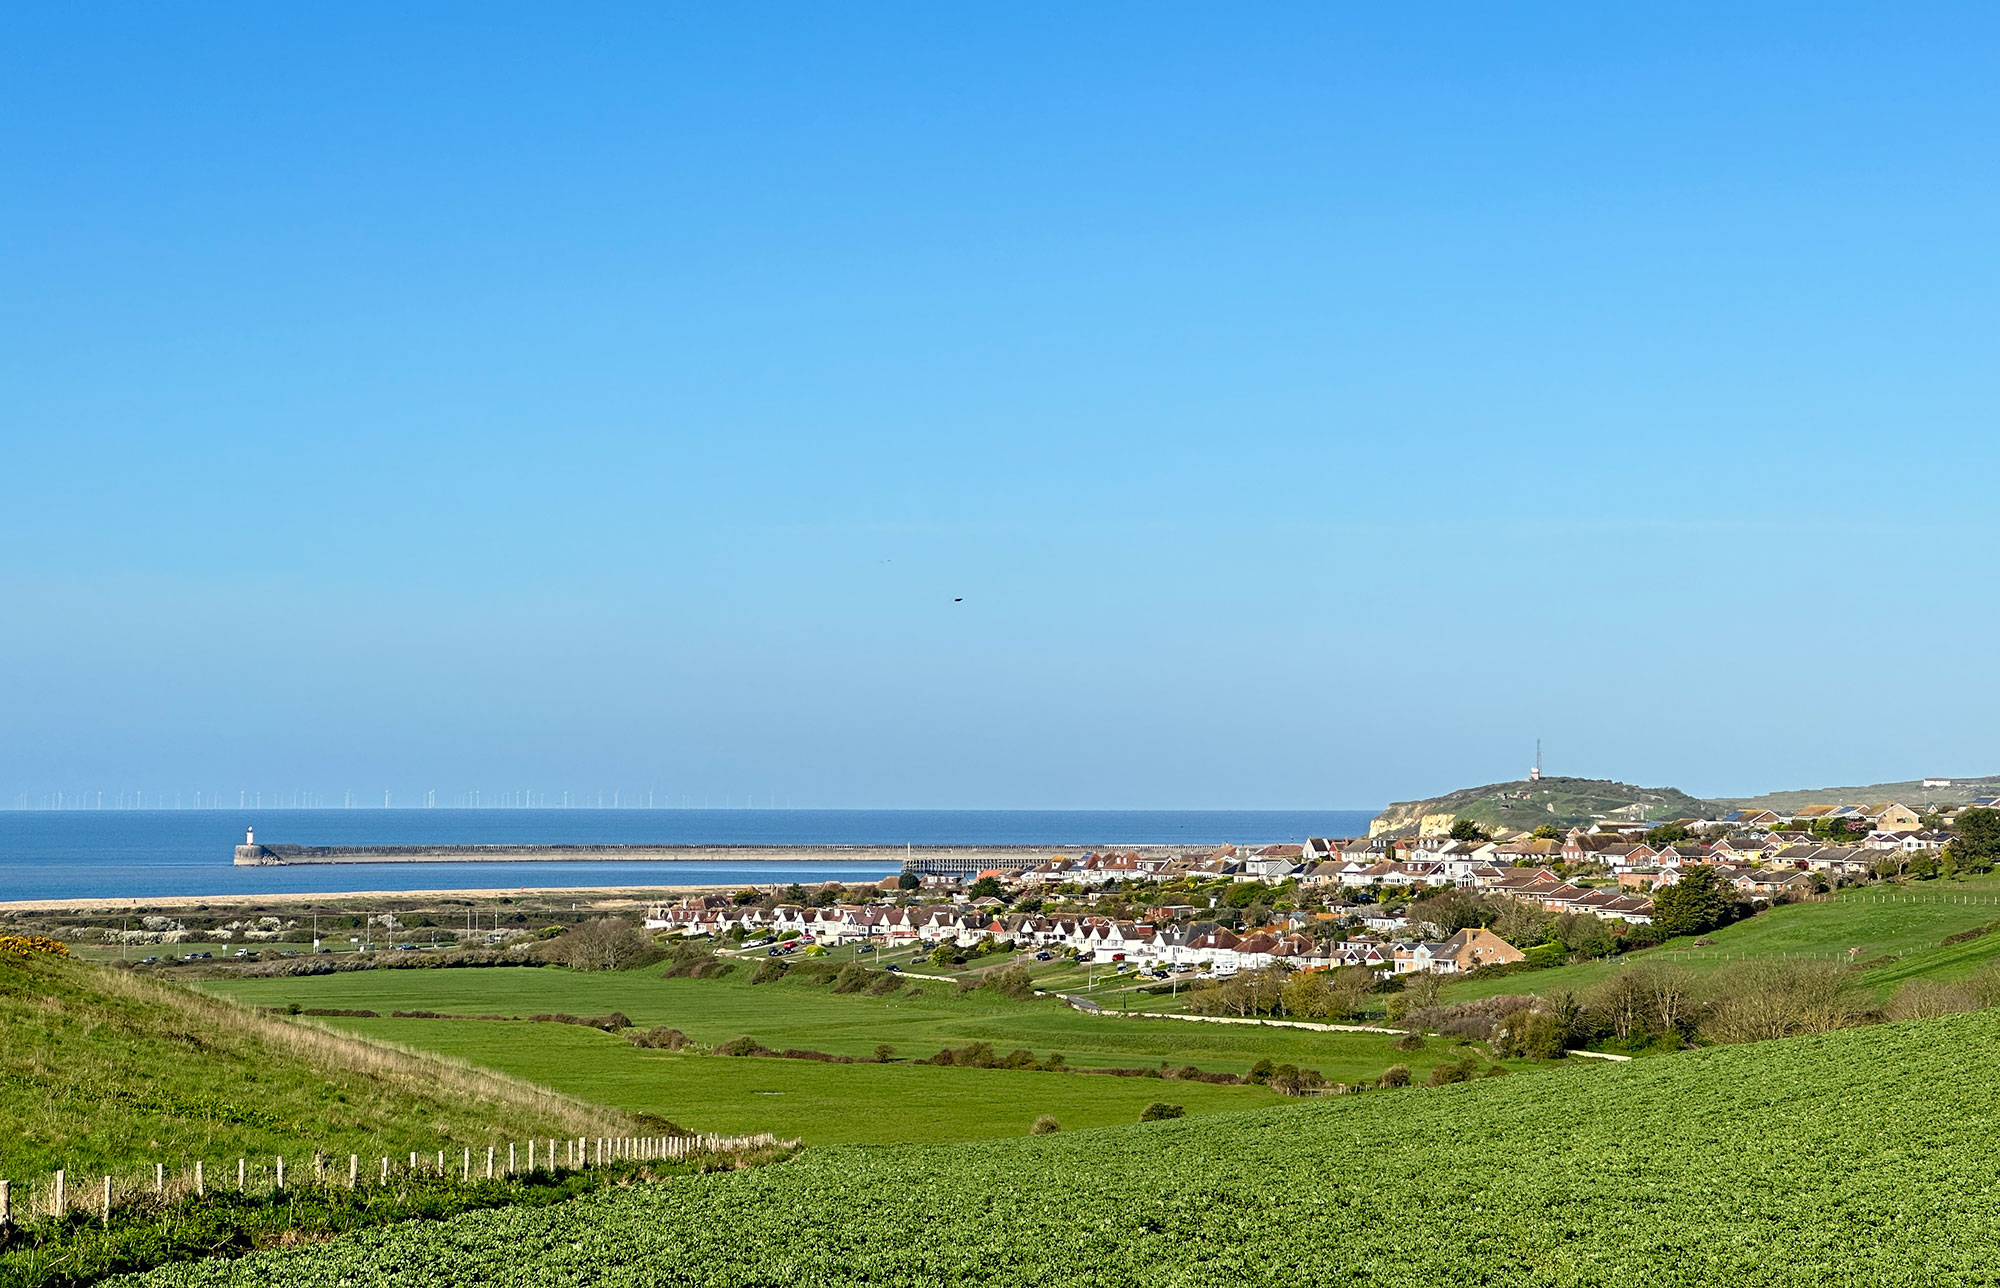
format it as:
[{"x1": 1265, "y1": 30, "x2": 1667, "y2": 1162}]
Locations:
[
  {"x1": 203, "y1": 964, "x2": 1504, "y2": 1142},
  {"x1": 1440, "y1": 879, "x2": 2000, "y2": 1004},
  {"x1": 122, "y1": 1006, "x2": 2000, "y2": 1288}
]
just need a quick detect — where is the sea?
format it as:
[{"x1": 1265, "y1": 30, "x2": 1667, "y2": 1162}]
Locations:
[{"x1": 0, "y1": 809, "x2": 1379, "y2": 903}]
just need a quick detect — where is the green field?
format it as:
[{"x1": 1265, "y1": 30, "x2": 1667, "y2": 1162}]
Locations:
[
  {"x1": 0, "y1": 950, "x2": 642, "y2": 1181},
  {"x1": 1440, "y1": 881, "x2": 2000, "y2": 1005},
  {"x1": 117, "y1": 1002, "x2": 2000, "y2": 1288},
  {"x1": 201, "y1": 962, "x2": 1511, "y2": 1142}
]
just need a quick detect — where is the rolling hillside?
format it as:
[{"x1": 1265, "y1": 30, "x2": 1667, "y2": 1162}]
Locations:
[
  {"x1": 1717, "y1": 775, "x2": 2000, "y2": 812},
  {"x1": 0, "y1": 946, "x2": 642, "y2": 1180},
  {"x1": 1369, "y1": 776, "x2": 1717, "y2": 837},
  {"x1": 121, "y1": 1006, "x2": 2000, "y2": 1287}
]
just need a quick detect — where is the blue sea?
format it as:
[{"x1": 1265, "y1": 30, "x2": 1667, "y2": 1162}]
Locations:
[{"x1": 0, "y1": 809, "x2": 1379, "y2": 902}]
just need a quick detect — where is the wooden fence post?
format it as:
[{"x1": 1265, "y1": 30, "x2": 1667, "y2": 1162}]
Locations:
[
  {"x1": 195, "y1": 1161, "x2": 204, "y2": 1198},
  {"x1": 548, "y1": 1140, "x2": 555, "y2": 1172},
  {"x1": 275, "y1": 1156, "x2": 284, "y2": 1192},
  {"x1": 462, "y1": 1148, "x2": 470, "y2": 1182},
  {"x1": 154, "y1": 1163, "x2": 164, "y2": 1194},
  {"x1": 1, "y1": 1178, "x2": 10, "y2": 1228},
  {"x1": 527, "y1": 1140, "x2": 535, "y2": 1171},
  {"x1": 508, "y1": 1143, "x2": 516, "y2": 1175},
  {"x1": 238, "y1": 1159, "x2": 246, "y2": 1192},
  {"x1": 381, "y1": 1157, "x2": 389, "y2": 1186},
  {"x1": 349, "y1": 1155, "x2": 358, "y2": 1189},
  {"x1": 486, "y1": 1147, "x2": 495, "y2": 1180},
  {"x1": 102, "y1": 1176, "x2": 112, "y2": 1228},
  {"x1": 53, "y1": 1170, "x2": 65, "y2": 1218},
  {"x1": 436, "y1": 1150, "x2": 445, "y2": 1175}
]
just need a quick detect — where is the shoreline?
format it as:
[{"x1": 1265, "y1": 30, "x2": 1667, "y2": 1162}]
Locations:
[{"x1": 0, "y1": 883, "x2": 787, "y2": 914}]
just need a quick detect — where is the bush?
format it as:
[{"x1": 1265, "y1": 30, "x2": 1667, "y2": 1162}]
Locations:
[
  {"x1": 750, "y1": 958, "x2": 789, "y2": 985},
  {"x1": 1377, "y1": 1064, "x2": 1412, "y2": 1088},
  {"x1": 628, "y1": 1026, "x2": 690, "y2": 1050},
  {"x1": 1886, "y1": 978, "x2": 1980, "y2": 1021},
  {"x1": 715, "y1": 1035, "x2": 776, "y2": 1058},
  {"x1": 982, "y1": 963, "x2": 1035, "y2": 1000},
  {"x1": 1030, "y1": 1115, "x2": 1061, "y2": 1134},
  {"x1": 873, "y1": 1044, "x2": 896, "y2": 1063},
  {"x1": 831, "y1": 963, "x2": 873, "y2": 994},
  {"x1": 1394, "y1": 1032, "x2": 1426, "y2": 1052},
  {"x1": 1138, "y1": 1102, "x2": 1185, "y2": 1122}
]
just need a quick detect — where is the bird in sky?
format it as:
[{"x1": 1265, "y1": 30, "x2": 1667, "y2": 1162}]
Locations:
[{"x1": 953, "y1": 597, "x2": 963, "y2": 603}]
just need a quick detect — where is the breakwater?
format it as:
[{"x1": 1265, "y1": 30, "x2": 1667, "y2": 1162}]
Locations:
[{"x1": 234, "y1": 840, "x2": 1055, "y2": 875}]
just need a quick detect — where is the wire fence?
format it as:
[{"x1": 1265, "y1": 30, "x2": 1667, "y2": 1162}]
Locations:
[{"x1": 0, "y1": 1132, "x2": 789, "y2": 1229}]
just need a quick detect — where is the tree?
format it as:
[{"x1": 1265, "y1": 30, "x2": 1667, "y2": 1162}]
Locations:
[
  {"x1": 897, "y1": 871, "x2": 921, "y2": 891},
  {"x1": 968, "y1": 876, "x2": 1004, "y2": 900},
  {"x1": 551, "y1": 918, "x2": 656, "y2": 971},
  {"x1": 1449, "y1": 817, "x2": 1489, "y2": 842},
  {"x1": 1946, "y1": 808, "x2": 2000, "y2": 874},
  {"x1": 1531, "y1": 824, "x2": 1563, "y2": 840},
  {"x1": 1644, "y1": 822, "x2": 1691, "y2": 847},
  {"x1": 1650, "y1": 865, "x2": 1734, "y2": 938}
]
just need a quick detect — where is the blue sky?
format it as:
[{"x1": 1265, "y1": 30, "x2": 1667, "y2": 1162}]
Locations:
[{"x1": 2, "y1": 3, "x2": 1996, "y2": 809}]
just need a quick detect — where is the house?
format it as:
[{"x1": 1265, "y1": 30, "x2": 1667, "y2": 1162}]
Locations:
[
  {"x1": 1864, "y1": 802, "x2": 1922, "y2": 832},
  {"x1": 1439, "y1": 927, "x2": 1525, "y2": 972}
]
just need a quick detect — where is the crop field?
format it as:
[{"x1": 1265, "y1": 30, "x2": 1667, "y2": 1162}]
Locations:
[
  {"x1": 117, "y1": 1005, "x2": 2000, "y2": 1288},
  {"x1": 1441, "y1": 878, "x2": 2000, "y2": 1004},
  {"x1": 202, "y1": 965, "x2": 1509, "y2": 1142}
]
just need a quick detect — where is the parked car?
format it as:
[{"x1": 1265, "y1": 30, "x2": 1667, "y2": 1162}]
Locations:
[{"x1": 886, "y1": 964, "x2": 902, "y2": 972}]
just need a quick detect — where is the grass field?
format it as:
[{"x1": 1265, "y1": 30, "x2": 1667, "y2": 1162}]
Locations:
[
  {"x1": 0, "y1": 950, "x2": 643, "y2": 1182},
  {"x1": 201, "y1": 963, "x2": 1520, "y2": 1142},
  {"x1": 1440, "y1": 880, "x2": 2000, "y2": 1004},
  {"x1": 116, "y1": 1003, "x2": 2000, "y2": 1287}
]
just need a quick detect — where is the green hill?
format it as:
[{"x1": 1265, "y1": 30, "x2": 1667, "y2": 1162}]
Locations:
[
  {"x1": 121, "y1": 1004, "x2": 2000, "y2": 1287},
  {"x1": 1717, "y1": 775, "x2": 2000, "y2": 812},
  {"x1": 1370, "y1": 775, "x2": 1717, "y2": 837},
  {"x1": 0, "y1": 945, "x2": 641, "y2": 1181}
]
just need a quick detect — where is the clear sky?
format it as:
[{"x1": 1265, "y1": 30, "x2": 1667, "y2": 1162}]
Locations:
[{"x1": 2, "y1": 3, "x2": 1996, "y2": 810}]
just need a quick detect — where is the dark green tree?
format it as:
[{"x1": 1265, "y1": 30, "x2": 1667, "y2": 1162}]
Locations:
[
  {"x1": 1644, "y1": 822, "x2": 1691, "y2": 847},
  {"x1": 1531, "y1": 824, "x2": 1563, "y2": 840},
  {"x1": 1650, "y1": 865, "x2": 1734, "y2": 938},
  {"x1": 1947, "y1": 809, "x2": 2000, "y2": 874},
  {"x1": 1449, "y1": 817, "x2": 1490, "y2": 842},
  {"x1": 896, "y1": 871, "x2": 921, "y2": 891},
  {"x1": 968, "y1": 876, "x2": 1004, "y2": 899}
]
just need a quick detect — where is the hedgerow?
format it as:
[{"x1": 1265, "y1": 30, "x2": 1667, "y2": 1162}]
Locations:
[{"x1": 117, "y1": 1008, "x2": 2000, "y2": 1287}]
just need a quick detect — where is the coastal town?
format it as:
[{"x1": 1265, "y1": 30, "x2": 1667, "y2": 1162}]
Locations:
[{"x1": 646, "y1": 795, "x2": 1998, "y2": 983}]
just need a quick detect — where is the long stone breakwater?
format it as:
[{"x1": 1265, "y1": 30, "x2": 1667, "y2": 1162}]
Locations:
[{"x1": 232, "y1": 840, "x2": 1062, "y2": 876}]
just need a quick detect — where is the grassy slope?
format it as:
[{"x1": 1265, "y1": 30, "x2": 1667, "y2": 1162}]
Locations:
[
  {"x1": 0, "y1": 953, "x2": 641, "y2": 1180},
  {"x1": 122, "y1": 1008, "x2": 2000, "y2": 1288},
  {"x1": 1440, "y1": 880, "x2": 2000, "y2": 1003},
  {"x1": 1717, "y1": 774, "x2": 1999, "y2": 810},
  {"x1": 1374, "y1": 776, "x2": 1716, "y2": 835},
  {"x1": 200, "y1": 966, "x2": 1493, "y2": 1143}
]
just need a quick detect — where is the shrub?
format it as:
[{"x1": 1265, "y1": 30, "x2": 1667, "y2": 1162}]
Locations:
[
  {"x1": 873, "y1": 1043, "x2": 896, "y2": 1063},
  {"x1": 1377, "y1": 1064, "x2": 1412, "y2": 1088},
  {"x1": 628, "y1": 1026, "x2": 690, "y2": 1050},
  {"x1": 0, "y1": 934, "x2": 70, "y2": 959},
  {"x1": 1886, "y1": 978, "x2": 1980, "y2": 1021},
  {"x1": 982, "y1": 963, "x2": 1035, "y2": 999},
  {"x1": 1394, "y1": 1032, "x2": 1426, "y2": 1052},
  {"x1": 1138, "y1": 1102, "x2": 1185, "y2": 1122},
  {"x1": 750, "y1": 958, "x2": 789, "y2": 985},
  {"x1": 715, "y1": 1035, "x2": 776, "y2": 1058},
  {"x1": 831, "y1": 964, "x2": 873, "y2": 994},
  {"x1": 1030, "y1": 1115, "x2": 1062, "y2": 1134}
]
